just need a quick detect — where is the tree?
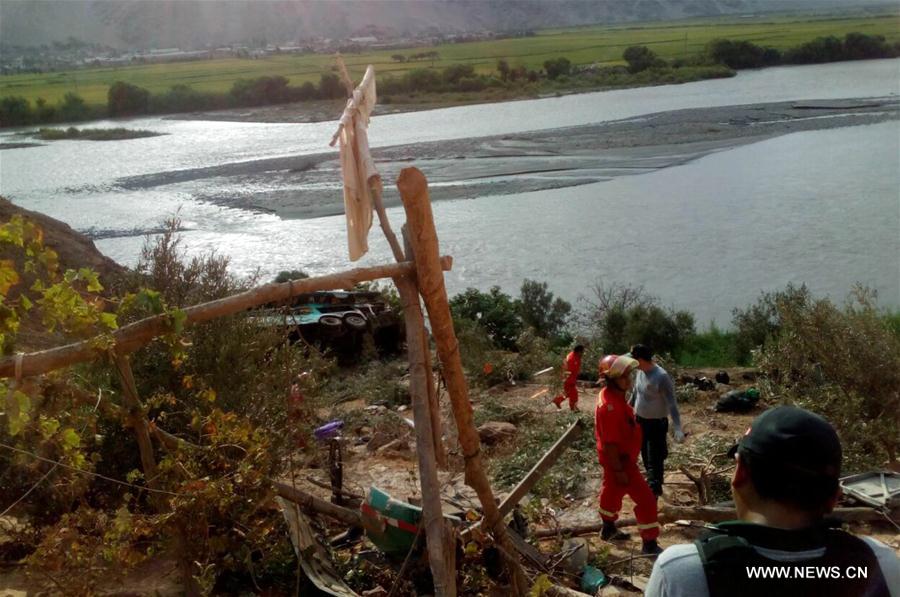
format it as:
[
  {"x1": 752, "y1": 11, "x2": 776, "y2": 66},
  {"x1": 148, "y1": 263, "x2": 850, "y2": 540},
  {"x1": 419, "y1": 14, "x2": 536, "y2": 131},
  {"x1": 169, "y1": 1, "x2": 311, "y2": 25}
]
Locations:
[
  {"x1": 543, "y1": 57, "x2": 571, "y2": 80},
  {"x1": 442, "y1": 64, "x2": 475, "y2": 85},
  {"x1": 843, "y1": 32, "x2": 890, "y2": 60},
  {"x1": 783, "y1": 36, "x2": 844, "y2": 64},
  {"x1": 58, "y1": 92, "x2": 88, "y2": 122},
  {"x1": 623, "y1": 45, "x2": 666, "y2": 73},
  {"x1": 497, "y1": 59, "x2": 510, "y2": 81},
  {"x1": 450, "y1": 286, "x2": 523, "y2": 350},
  {"x1": 518, "y1": 279, "x2": 571, "y2": 340},
  {"x1": 318, "y1": 73, "x2": 345, "y2": 99},
  {"x1": 707, "y1": 39, "x2": 778, "y2": 70},
  {"x1": 0, "y1": 96, "x2": 33, "y2": 126},
  {"x1": 107, "y1": 81, "x2": 151, "y2": 116}
]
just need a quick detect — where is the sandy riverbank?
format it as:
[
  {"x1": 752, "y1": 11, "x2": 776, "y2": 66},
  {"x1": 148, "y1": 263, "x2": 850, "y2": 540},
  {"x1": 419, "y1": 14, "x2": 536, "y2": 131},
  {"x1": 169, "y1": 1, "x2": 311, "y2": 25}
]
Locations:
[{"x1": 127, "y1": 97, "x2": 899, "y2": 220}]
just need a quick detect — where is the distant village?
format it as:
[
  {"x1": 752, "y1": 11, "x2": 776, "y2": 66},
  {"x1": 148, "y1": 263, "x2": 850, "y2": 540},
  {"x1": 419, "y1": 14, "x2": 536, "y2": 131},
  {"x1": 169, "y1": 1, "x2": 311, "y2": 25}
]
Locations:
[{"x1": 0, "y1": 29, "x2": 535, "y2": 75}]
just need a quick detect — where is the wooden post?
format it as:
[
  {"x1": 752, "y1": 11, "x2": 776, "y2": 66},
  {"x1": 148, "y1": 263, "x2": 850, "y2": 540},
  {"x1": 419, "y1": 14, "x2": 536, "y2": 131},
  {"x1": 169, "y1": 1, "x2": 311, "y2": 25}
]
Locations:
[
  {"x1": 394, "y1": 268, "x2": 456, "y2": 596},
  {"x1": 111, "y1": 351, "x2": 158, "y2": 485},
  {"x1": 111, "y1": 351, "x2": 200, "y2": 597},
  {"x1": 396, "y1": 167, "x2": 528, "y2": 595},
  {"x1": 403, "y1": 226, "x2": 447, "y2": 469}
]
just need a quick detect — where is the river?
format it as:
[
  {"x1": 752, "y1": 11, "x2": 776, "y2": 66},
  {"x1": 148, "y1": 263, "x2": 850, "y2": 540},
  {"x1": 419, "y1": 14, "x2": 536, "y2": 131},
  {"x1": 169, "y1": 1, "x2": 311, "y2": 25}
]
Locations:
[{"x1": 1, "y1": 59, "x2": 898, "y2": 325}]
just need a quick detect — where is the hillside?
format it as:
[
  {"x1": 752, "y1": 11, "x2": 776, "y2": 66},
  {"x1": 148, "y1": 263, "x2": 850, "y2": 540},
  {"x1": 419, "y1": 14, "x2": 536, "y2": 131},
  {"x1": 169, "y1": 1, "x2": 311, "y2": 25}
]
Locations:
[{"x1": 1, "y1": 0, "x2": 896, "y2": 49}]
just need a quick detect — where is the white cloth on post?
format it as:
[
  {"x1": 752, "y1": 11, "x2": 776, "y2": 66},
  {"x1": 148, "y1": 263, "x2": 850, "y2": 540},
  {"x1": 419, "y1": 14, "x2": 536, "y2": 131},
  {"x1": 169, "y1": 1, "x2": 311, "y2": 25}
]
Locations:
[{"x1": 335, "y1": 65, "x2": 378, "y2": 261}]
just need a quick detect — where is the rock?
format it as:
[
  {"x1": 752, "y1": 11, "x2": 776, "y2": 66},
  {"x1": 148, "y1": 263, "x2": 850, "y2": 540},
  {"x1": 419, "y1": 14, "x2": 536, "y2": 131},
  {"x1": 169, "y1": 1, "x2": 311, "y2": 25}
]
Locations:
[
  {"x1": 562, "y1": 538, "x2": 589, "y2": 574},
  {"x1": 366, "y1": 430, "x2": 394, "y2": 452},
  {"x1": 715, "y1": 370, "x2": 730, "y2": 384},
  {"x1": 477, "y1": 421, "x2": 517, "y2": 445}
]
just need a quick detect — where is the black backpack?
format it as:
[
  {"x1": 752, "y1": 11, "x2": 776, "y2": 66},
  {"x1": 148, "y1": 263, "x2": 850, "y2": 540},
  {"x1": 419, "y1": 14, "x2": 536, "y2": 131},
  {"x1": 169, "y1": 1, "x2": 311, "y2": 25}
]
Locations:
[{"x1": 696, "y1": 521, "x2": 890, "y2": 597}]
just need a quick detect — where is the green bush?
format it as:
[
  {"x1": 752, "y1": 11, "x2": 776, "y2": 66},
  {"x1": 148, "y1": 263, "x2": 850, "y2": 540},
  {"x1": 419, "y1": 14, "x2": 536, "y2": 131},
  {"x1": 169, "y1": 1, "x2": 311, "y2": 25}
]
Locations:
[
  {"x1": 579, "y1": 283, "x2": 694, "y2": 356},
  {"x1": 755, "y1": 286, "x2": 900, "y2": 470},
  {"x1": 0, "y1": 95, "x2": 34, "y2": 126},
  {"x1": 451, "y1": 286, "x2": 523, "y2": 350},
  {"x1": 107, "y1": 81, "x2": 151, "y2": 116},
  {"x1": 543, "y1": 57, "x2": 572, "y2": 80},
  {"x1": 731, "y1": 284, "x2": 809, "y2": 364},
  {"x1": 707, "y1": 39, "x2": 780, "y2": 69},
  {"x1": 679, "y1": 324, "x2": 739, "y2": 367},
  {"x1": 623, "y1": 45, "x2": 667, "y2": 73}
]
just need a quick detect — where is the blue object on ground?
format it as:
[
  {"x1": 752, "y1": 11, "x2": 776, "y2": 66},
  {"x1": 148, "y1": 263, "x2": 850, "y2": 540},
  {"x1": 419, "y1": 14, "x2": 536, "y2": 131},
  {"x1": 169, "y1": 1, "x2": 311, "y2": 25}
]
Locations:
[
  {"x1": 581, "y1": 564, "x2": 609, "y2": 593},
  {"x1": 314, "y1": 420, "x2": 344, "y2": 441}
]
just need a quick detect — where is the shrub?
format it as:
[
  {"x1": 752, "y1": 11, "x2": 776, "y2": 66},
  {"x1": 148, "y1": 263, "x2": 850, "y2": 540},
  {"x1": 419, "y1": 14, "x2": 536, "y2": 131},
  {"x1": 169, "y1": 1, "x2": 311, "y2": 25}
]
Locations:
[
  {"x1": 150, "y1": 84, "x2": 224, "y2": 113},
  {"x1": 107, "y1": 81, "x2": 151, "y2": 116},
  {"x1": 843, "y1": 32, "x2": 892, "y2": 60},
  {"x1": 58, "y1": 91, "x2": 91, "y2": 122},
  {"x1": 623, "y1": 45, "x2": 667, "y2": 73},
  {"x1": 783, "y1": 36, "x2": 845, "y2": 64},
  {"x1": 755, "y1": 286, "x2": 900, "y2": 470},
  {"x1": 707, "y1": 39, "x2": 780, "y2": 69},
  {"x1": 318, "y1": 73, "x2": 345, "y2": 99},
  {"x1": 731, "y1": 284, "x2": 809, "y2": 364},
  {"x1": 442, "y1": 63, "x2": 476, "y2": 85},
  {"x1": 578, "y1": 283, "x2": 694, "y2": 356},
  {"x1": 543, "y1": 57, "x2": 572, "y2": 80},
  {"x1": 0, "y1": 95, "x2": 34, "y2": 126},
  {"x1": 273, "y1": 269, "x2": 309, "y2": 283},
  {"x1": 451, "y1": 286, "x2": 523, "y2": 350},
  {"x1": 406, "y1": 68, "x2": 443, "y2": 92}
]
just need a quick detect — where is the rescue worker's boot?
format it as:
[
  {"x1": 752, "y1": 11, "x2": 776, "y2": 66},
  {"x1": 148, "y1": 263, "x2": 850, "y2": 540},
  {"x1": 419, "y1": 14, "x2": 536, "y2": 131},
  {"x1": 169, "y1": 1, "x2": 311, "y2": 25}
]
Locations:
[
  {"x1": 641, "y1": 539, "x2": 663, "y2": 556},
  {"x1": 600, "y1": 520, "x2": 630, "y2": 541}
]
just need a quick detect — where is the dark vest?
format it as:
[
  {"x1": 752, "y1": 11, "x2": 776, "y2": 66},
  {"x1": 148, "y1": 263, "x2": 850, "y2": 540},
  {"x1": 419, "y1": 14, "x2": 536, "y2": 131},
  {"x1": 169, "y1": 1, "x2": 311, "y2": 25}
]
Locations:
[{"x1": 696, "y1": 521, "x2": 890, "y2": 597}]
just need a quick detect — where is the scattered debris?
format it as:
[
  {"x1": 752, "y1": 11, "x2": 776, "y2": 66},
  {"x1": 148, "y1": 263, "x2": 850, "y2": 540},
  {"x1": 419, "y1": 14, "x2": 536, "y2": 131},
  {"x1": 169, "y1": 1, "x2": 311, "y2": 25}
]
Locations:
[
  {"x1": 840, "y1": 472, "x2": 900, "y2": 509},
  {"x1": 279, "y1": 497, "x2": 360, "y2": 597},
  {"x1": 715, "y1": 388, "x2": 760, "y2": 413}
]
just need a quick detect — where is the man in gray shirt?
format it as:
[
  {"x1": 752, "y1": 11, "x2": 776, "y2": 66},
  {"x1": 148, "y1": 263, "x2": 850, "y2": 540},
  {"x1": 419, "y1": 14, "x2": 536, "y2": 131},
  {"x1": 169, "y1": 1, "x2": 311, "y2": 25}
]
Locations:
[
  {"x1": 647, "y1": 406, "x2": 899, "y2": 596},
  {"x1": 629, "y1": 344, "x2": 684, "y2": 497}
]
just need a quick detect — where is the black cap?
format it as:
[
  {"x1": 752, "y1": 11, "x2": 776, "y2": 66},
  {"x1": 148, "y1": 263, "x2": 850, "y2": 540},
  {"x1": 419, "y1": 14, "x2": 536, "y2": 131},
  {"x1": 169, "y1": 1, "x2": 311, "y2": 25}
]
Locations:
[
  {"x1": 629, "y1": 344, "x2": 653, "y2": 361},
  {"x1": 728, "y1": 406, "x2": 842, "y2": 480}
]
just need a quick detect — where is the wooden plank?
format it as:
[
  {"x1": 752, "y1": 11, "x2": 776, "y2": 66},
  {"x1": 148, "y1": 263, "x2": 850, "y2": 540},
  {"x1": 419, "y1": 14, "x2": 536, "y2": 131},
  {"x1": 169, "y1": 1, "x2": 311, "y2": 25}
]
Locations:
[
  {"x1": 0, "y1": 257, "x2": 451, "y2": 378},
  {"x1": 497, "y1": 420, "x2": 583, "y2": 519},
  {"x1": 273, "y1": 481, "x2": 363, "y2": 527}
]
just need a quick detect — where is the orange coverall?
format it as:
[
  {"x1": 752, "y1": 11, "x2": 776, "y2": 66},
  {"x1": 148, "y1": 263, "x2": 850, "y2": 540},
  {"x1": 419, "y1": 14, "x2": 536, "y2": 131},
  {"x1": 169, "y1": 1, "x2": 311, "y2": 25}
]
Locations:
[
  {"x1": 595, "y1": 384, "x2": 660, "y2": 541},
  {"x1": 552, "y1": 351, "x2": 582, "y2": 410}
]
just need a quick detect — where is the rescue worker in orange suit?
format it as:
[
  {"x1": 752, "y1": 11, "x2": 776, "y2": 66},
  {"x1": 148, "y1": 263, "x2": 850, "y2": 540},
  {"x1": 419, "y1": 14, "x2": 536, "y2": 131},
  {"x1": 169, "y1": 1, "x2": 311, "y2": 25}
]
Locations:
[
  {"x1": 595, "y1": 354, "x2": 663, "y2": 555},
  {"x1": 553, "y1": 344, "x2": 584, "y2": 410}
]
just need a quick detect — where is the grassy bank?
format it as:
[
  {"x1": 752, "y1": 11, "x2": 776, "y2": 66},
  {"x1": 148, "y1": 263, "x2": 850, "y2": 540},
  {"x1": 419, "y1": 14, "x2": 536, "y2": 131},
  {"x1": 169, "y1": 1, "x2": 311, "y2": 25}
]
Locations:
[{"x1": 1, "y1": 12, "x2": 897, "y2": 108}]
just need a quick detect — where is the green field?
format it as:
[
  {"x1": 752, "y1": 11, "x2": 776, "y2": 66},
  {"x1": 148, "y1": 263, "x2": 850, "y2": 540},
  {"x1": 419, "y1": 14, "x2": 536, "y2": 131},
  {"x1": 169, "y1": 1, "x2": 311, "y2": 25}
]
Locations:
[{"x1": 2, "y1": 12, "x2": 898, "y2": 107}]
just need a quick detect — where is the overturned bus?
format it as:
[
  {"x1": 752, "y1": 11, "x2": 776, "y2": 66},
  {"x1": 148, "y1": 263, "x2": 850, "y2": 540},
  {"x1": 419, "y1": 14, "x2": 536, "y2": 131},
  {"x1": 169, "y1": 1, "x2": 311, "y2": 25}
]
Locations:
[{"x1": 250, "y1": 290, "x2": 404, "y2": 360}]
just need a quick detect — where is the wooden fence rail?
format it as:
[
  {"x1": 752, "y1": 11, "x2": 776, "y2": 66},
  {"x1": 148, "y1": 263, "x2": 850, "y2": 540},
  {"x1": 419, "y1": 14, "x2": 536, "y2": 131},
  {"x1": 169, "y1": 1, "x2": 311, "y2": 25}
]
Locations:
[{"x1": 0, "y1": 256, "x2": 451, "y2": 379}]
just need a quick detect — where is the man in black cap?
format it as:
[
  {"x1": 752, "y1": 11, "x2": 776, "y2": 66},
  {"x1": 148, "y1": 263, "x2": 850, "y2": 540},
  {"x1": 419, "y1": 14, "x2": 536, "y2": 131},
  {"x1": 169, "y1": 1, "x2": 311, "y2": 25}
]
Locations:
[
  {"x1": 646, "y1": 405, "x2": 899, "y2": 597},
  {"x1": 629, "y1": 343, "x2": 684, "y2": 497}
]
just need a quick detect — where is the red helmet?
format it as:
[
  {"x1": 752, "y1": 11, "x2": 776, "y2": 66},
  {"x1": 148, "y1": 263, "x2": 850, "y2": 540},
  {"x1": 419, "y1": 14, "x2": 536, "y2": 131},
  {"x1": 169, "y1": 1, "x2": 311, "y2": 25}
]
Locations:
[{"x1": 598, "y1": 354, "x2": 638, "y2": 379}]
